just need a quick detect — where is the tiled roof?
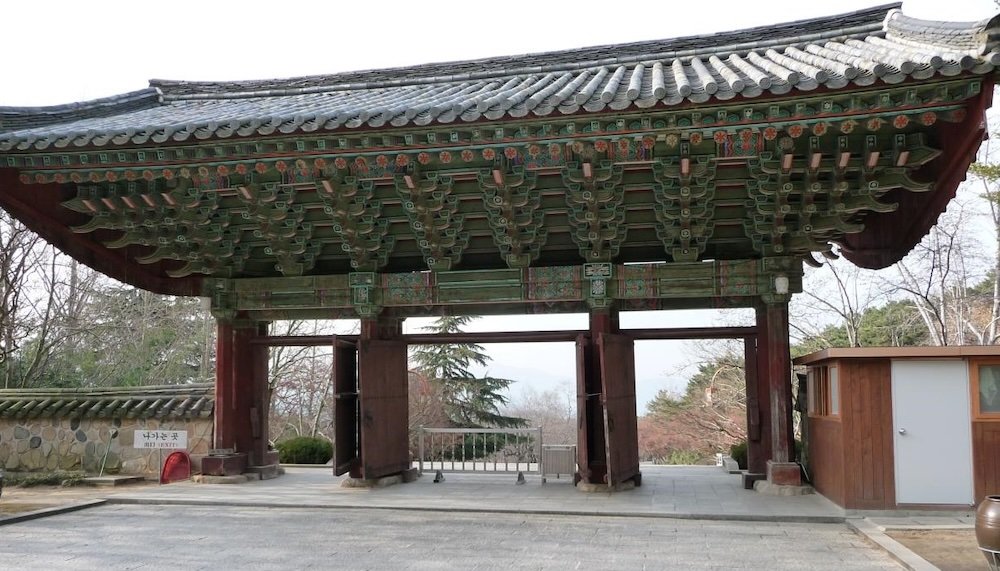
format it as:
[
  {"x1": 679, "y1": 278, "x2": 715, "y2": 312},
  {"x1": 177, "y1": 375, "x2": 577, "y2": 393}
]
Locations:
[
  {"x1": 1, "y1": 4, "x2": 998, "y2": 151},
  {"x1": 0, "y1": 384, "x2": 214, "y2": 420}
]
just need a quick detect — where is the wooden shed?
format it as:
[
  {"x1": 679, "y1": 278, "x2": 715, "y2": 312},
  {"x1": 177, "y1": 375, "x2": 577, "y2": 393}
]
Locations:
[{"x1": 795, "y1": 347, "x2": 1000, "y2": 510}]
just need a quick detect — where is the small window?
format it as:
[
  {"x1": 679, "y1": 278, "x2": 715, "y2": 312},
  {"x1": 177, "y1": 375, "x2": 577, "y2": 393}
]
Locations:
[
  {"x1": 829, "y1": 367, "x2": 840, "y2": 416},
  {"x1": 808, "y1": 365, "x2": 840, "y2": 418},
  {"x1": 973, "y1": 361, "x2": 1000, "y2": 418}
]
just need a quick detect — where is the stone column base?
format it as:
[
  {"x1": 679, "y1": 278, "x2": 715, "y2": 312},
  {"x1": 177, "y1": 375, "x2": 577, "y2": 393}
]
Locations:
[
  {"x1": 742, "y1": 472, "x2": 766, "y2": 490},
  {"x1": 766, "y1": 460, "x2": 802, "y2": 486},
  {"x1": 201, "y1": 453, "x2": 248, "y2": 476},
  {"x1": 341, "y1": 467, "x2": 419, "y2": 488}
]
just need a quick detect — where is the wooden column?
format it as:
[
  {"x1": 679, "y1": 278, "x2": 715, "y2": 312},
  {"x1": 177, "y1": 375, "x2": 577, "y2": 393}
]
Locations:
[
  {"x1": 214, "y1": 319, "x2": 236, "y2": 452},
  {"x1": 249, "y1": 322, "x2": 271, "y2": 466},
  {"x1": 764, "y1": 302, "x2": 794, "y2": 463},
  {"x1": 357, "y1": 316, "x2": 411, "y2": 481},
  {"x1": 759, "y1": 300, "x2": 800, "y2": 486},
  {"x1": 576, "y1": 309, "x2": 618, "y2": 485}
]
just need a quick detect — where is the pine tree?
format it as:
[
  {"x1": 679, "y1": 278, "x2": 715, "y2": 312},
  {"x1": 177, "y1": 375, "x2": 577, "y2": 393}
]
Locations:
[{"x1": 410, "y1": 315, "x2": 525, "y2": 428}]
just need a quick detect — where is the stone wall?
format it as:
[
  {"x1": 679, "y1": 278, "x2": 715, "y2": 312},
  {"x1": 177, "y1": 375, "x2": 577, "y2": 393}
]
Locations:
[
  {"x1": 0, "y1": 383, "x2": 215, "y2": 476},
  {"x1": 0, "y1": 416, "x2": 213, "y2": 475}
]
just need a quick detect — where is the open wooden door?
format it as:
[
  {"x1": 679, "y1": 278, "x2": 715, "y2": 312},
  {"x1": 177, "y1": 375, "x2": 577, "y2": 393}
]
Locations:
[
  {"x1": 358, "y1": 338, "x2": 410, "y2": 479},
  {"x1": 332, "y1": 336, "x2": 359, "y2": 476},
  {"x1": 598, "y1": 332, "x2": 641, "y2": 487},
  {"x1": 575, "y1": 335, "x2": 592, "y2": 483}
]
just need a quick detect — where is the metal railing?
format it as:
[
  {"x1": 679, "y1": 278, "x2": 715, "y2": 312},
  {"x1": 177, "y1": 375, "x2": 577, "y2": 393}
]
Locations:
[{"x1": 416, "y1": 427, "x2": 542, "y2": 475}]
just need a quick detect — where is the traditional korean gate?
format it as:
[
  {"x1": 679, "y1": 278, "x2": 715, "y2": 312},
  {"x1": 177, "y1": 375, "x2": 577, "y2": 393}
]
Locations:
[
  {"x1": 599, "y1": 333, "x2": 641, "y2": 487},
  {"x1": 332, "y1": 336, "x2": 359, "y2": 477},
  {"x1": 357, "y1": 339, "x2": 410, "y2": 479}
]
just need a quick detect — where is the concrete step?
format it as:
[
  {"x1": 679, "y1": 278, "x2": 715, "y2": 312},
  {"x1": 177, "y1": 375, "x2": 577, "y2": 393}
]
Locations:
[{"x1": 83, "y1": 475, "x2": 146, "y2": 487}]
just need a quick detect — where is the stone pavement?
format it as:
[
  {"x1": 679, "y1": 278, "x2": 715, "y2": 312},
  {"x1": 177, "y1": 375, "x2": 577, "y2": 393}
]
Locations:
[
  {"x1": 1, "y1": 465, "x2": 969, "y2": 569},
  {"x1": 1, "y1": 504, "x2": 899, "y2": 570},
  {"x1": 106, "y1": 465, "x2": 847, "y2": 522}
]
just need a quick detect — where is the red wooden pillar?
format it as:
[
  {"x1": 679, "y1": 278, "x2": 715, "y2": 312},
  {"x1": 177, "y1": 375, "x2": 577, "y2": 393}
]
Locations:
[
  {"x1": 249, "y1": 321, "x2": 271, "y2": 467},
  {"x1": 214, "y1": 319, "x2": 236, "y2": 453},
  {"x1": 214, "y1": 316, "x2": 272, "y2": 467},
  {"x1": 761, "y1": 300, "x2": 799, "y2": 485}
]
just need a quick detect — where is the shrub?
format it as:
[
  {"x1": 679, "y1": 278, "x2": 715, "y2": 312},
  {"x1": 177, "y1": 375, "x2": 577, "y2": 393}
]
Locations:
[
  {"x1": 275, "y1": 436, "x2": 333, "y2": 464},
  {"x1": 729, "y1": 441, "x2": 748, "y2": 470},
  {"x1": 665, "y1": 449, "x2": 702, "y2": 465}
]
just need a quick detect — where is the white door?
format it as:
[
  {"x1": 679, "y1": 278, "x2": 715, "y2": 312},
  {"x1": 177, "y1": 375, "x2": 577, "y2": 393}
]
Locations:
[{"x1": 891, "y1": 360, "x2": 974, "y2": 505}]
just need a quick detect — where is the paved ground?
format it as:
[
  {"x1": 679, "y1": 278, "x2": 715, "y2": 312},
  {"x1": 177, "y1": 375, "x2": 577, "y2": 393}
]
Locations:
[
  {"x1": 102, "y1": 465, "x2": 847, "y2": 522},
  {"x1": 1, "y1": 504, "x2": 900, "y2": 570},
  {"x1": 4, "y1": 465, "x2": 977, "y2": 569}
]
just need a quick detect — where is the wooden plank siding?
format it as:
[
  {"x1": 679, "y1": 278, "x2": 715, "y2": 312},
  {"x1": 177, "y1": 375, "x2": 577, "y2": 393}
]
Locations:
[
  {"x1": 841, "y1": 359, "x2": 896, "y2": 510},
  {"x1": 807, "y1": 416, "x2": 844, "y2": 506},
  {"x1": 974, "y1": 421, "x2": 1000, "y2": 501}
]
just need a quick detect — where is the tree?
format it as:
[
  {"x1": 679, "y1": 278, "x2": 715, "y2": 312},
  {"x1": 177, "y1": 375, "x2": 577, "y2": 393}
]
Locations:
[
  {"x1": 503, "y1": 384, "x2": 576, "y2": 445},
  {"x1": 409, "y1": 315, "x2": 525, "y2": 428},
  {"x1": 643, "y1": 345, "x2": 748, "y2": 462}
]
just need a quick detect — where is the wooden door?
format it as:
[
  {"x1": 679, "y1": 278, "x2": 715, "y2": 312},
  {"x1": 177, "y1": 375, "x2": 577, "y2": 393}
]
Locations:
[
  {"x1": 332, "y1": 337, "x2": 359, "y2": 476},
  {"x1": 575, "y1": 334, "x2": 593, "y2": 482},
  {"x1": 358, "y1": 339, "x2": 410, "y2": 479},
  {"x1": 599, "y1": 332, "x2": 640, "y2": 487}
]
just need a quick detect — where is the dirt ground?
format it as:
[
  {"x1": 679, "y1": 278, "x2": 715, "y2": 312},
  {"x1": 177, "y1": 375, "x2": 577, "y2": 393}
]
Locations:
[
  {"x1": 886, "y1": 529, "x2": 984, "y2": 571},
  {"x1": 0, "y1": 480, "x2": 154, "y2": 518}
]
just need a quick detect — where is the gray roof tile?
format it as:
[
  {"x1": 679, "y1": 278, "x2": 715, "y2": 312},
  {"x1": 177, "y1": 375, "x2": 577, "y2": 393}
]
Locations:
[
  {"x1": 1, "y1": 3, "x2": 998, "y2": 151},
  {"x1": 0, "y1": 384, "x2": 214, "y2": 420}
]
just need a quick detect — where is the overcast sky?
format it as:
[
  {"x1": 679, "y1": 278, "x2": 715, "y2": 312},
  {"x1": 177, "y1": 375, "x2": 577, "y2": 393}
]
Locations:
[{"x1": 2, "y1": 0, "x2": 997, "y2": 411}]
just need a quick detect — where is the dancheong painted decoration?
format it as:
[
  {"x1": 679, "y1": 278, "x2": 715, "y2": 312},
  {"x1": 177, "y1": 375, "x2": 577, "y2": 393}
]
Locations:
[{"x1": 0, "y1": 4, "x2": 995, "y2": 319}]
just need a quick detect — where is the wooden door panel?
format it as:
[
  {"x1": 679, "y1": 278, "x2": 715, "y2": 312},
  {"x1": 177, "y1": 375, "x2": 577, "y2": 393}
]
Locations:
[
  {"x1": 359, "y1": 339, "x2": 410, "y2": 479},
  {"x1": 332, "y1": 337, "x2": 359, "y2": 476},
  {"x1": 575, "y1": 334, "x2": 592, "y2": 481},
  {"x1": 599, "y1": 332, "x2": 640, "y2": 487}
]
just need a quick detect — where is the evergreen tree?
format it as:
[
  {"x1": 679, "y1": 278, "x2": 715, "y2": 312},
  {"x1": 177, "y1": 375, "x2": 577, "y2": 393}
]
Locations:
[{"x1": 410, "y1": 315, "x2": 525, "y2": 428}]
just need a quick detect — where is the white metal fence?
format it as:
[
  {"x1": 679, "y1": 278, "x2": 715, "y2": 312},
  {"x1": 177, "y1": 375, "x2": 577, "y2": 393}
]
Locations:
[{"x1": 416, "y1": 427, "x2": 543, "y2": 475}]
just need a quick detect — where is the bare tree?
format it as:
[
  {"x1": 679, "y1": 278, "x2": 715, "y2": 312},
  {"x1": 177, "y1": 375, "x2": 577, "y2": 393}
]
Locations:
[{"x1": 503, "y1": 384, "x2": 576, "y2": 445}]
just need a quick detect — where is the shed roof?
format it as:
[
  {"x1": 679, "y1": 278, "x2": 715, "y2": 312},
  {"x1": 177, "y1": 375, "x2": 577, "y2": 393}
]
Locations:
[
  {"x1": 1, "y1": 4, "x2": 998, "y2": 150},
  {"x1": 0, "y1": 384, "x2": 214, "y2": 421},
  {"x1": 795, "y1": 346, "x2": 1000, "y2": 365}
]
